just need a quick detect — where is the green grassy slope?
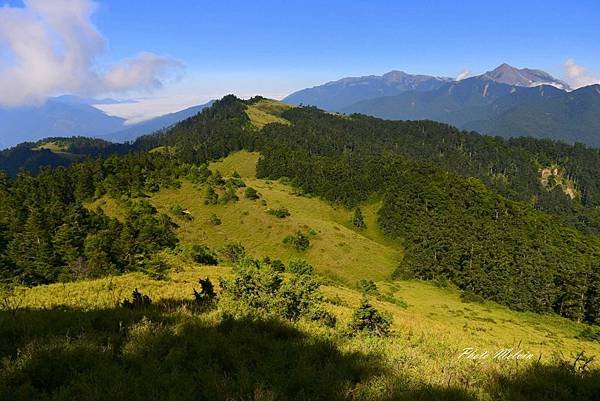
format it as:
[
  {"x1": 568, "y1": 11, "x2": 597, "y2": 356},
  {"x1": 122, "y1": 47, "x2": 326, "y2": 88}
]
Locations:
[
  {"x1": 77, "y1": 150, "x2": 600, "y2": 359},
  {"x1": 245, "y1": 98, "x2": 293, "y2": 129},
  {"x1": 150, "y1": 153, "x2": 400, "y2": 283},
  {"x1": 9, "y1": 264, "x2": 600, "y2": 359}
]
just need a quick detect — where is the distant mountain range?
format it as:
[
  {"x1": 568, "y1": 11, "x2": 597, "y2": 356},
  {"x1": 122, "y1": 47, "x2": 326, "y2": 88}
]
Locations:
[
  {"x1": 479, "y1": 63, "x2": 571, "y2": 90},
  {"x1": 283, "y1": 71, "x2": 453, "y2": 111},
  {"x1": 286, "y1": 64, "x2": 600, "y2": 147},
  {"x1": 0, "y1": 96, "x2": 213, "y2": 149}
]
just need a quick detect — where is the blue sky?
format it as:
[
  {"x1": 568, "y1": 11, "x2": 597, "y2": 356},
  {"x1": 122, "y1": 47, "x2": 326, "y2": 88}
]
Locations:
[
  {"x1": 93, "y1": 0, "x2": 600, "y2": 77},
  {"x1": 1, "y1": 0, "x2": 599, "y2": 120}
]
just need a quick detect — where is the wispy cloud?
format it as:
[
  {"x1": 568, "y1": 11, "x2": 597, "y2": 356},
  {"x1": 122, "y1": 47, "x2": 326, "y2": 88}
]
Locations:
[
  {"x1": 456, "y1": 69, "x2": 471, "y2": 81},
  {"x1": 564, "y1": 58, "x2": 599, "y2": 89},
  {"x1": 0, "y1": 0, "x2": 182, "y2": 107}
]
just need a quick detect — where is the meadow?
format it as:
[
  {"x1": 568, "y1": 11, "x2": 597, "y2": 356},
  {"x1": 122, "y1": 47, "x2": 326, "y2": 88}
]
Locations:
[{"x1": 2, "y1": 150, "x2": 599, "y2": 400}]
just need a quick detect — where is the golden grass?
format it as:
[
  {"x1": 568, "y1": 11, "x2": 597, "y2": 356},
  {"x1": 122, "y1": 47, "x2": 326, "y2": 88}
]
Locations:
[
  {"x1": 85, "y1": 196, "x2": 128, "y2": 222},
  {"x1": 32, "y1": 141, "x2": 68, "y2": 152},
  {"x1": 150, "y1": 178, "x2": 399, "y2": 283},
  {"x1": 8, "y1": 262, "x2": 599, "y2": 369},
  {"x1": 209, "y1": 150, "x2": 261, "y2": 178},
  {"x1": 245, "y1": 99, "x2": 293, "y2": 129}
]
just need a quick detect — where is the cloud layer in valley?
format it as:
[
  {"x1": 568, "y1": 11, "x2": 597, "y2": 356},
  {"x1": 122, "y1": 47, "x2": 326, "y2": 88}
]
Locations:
[
  {"x1": 456, "y1": 69, "x2": 471, "y2": 81},
  {"x1": 0, "y1": 0, "x2": 181, "y2": 107},
  {"x1": 564, "y1": 59, "x2": 600, "y2": 89}
]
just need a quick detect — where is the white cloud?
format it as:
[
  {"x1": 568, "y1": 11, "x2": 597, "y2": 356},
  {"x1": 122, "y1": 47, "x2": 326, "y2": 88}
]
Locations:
[
  {"x1": 0, "y1": 0, "x2": 181, "y2": 107},
  {"x1": 101, "y1": 52, "x2": 183, "y2": 93},
  {"x1": 456, "y1": 69, "x2": 470, "y2": 81},
  {"x1": 96, "y1": 94, "x2": 210, "y2": 125},
  {"x1": 564, "y1": 58, "x2": 600, "y2": 89}
]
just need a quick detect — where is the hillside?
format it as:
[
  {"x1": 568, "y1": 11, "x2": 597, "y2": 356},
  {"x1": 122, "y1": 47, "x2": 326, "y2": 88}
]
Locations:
[
  {"x1": 88, "y1": 151, "x2": 398, "y2": 283},
  {"x1": 343, "y1": 80, "x2": 600, "y2": 147},
  {"x1": 2, "y1": 97, "x2": 600, "y2": 400},
  {"x1": 2, "y1": 151, "x2": 600, "y2": 400},
  {"x1": 3, "y1": 96, "x2": 599, "y2": 318},
  {"x1": 0, "y1": 137, "x2": 130, "y2": 176},
  {"x1": 3, "y1": 264, "x2": 600, "y2": 400}
]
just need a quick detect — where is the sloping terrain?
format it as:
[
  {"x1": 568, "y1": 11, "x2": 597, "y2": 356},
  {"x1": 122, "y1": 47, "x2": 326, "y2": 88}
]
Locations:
[
  {"x1": 79, "y1": 150, "x2": 600, "y2": 358},
  {"x1": 151, "y1": 152, "x2": 400, "y2": 283}
]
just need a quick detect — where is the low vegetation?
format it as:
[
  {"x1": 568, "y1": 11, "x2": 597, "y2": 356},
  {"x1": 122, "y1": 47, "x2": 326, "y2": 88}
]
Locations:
[{"x1": 1, "y1": 261, "x2": 599, "y2": 400}]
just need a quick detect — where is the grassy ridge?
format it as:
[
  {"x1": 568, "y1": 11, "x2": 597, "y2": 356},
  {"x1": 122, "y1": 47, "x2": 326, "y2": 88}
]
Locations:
[{"x1": 245, "y1": 99, "x2": 293, "y2": 129}]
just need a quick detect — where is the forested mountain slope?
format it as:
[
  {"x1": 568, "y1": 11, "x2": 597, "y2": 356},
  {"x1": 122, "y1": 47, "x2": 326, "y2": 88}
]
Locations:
[
  {"x1": 1, "y1": 96, "x2": 599, "y2": 325},
  {"x1": 343, "y1": 79, "x2": 600, "y2": 146},
  {"x1": 0, "y1": 137, "x2": 130, "y2": 177}
]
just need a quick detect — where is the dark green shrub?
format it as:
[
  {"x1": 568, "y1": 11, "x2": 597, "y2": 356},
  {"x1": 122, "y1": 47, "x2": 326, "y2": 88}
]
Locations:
[
  {"x1": 207, "y1": 170, "x2": 225, "y2": 186},
  {"x1": 209, "y1": 213, "x2": 222, "y2": 225},
  {"x1": 348, "y1": 298, "x2": 391, "y2": 337},
  {"x1": 121, "y1": 288, "x2": 152, "y2": 309},
  {"x1": 283, "y1": 231, "x2": 310, "y2": 251},
  {"x1": 189, "y1": 245, "x2": 218, "y2": 265},
  {"x1": 142, "y1": 256, "x2": 170, "y2": 280},
  {"x1": 220, "y1": 242, "x2": 246, "y2": 263},
  {"x1": 219, "y1": 185, "x2": 239, "y2": 204},
  {"x1": 187, "y1": 164, "x2": 211, "y2": 184},
  {"x1": 171, "y1": 205, "x2": 193, "y2": 221},
  {"x1": 287, "y1": 260, "x2": 314, "y2": 275},
  {"x1": 358, "y1": 279, "x2": 379, "y2": 295},
  {"x1": 204, "y1": 186, "x2": 219, "y2": 205},
  {"x1": 309, "y1": 308, "x2": 337, "y2": 328},
  {"x1": 244, "y1": 187, "x2": 259, "y2": 200},
  {"x1": 220, "y1": 258, "x2": 330, "y2": 324},
  {"x1": 193, "y1": 277, "x2": 217, "y2": 307},
  {"x1": 460, "y1": 290, "x2": 485, "y2": 304},
  {"x1": 434, "y1": 276, "x2": 450, "y2": 288},
  {"x1": 271, "y1": 259, "x2": 285, "y2": 272},
  {"x1": 577, "y1": 326, "x2": 600, "y2": 342},
  {"x1": 392, "y1": 265, "x2": 415, "y2": 280},
  {"x1": 227, "y1": 177, "x2": 246, "y2": 188},
  {"x1": 267, "y1": 207, "x2": 291, "y2": 218},
  {"x1": 352, "y1": 207, "x2": 366, "y2": 229}
]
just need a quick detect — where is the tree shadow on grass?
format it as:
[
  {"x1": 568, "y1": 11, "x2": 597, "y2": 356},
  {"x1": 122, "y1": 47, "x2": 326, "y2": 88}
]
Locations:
[
  {"x1": 487, "y1": 362, "x2": 600, "y2": 401},
  {"x1": 0, "y1": 303, "x2": 599, "y2": 401}
]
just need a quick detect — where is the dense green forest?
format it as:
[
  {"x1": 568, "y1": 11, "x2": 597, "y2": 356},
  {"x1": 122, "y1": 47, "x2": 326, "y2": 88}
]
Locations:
[
  {"x1": 0, "y1": 137, "x2": 130, "y2": 177},
  {"x1": 1, "y1": 95, "x2": 599, "y2": 325}
]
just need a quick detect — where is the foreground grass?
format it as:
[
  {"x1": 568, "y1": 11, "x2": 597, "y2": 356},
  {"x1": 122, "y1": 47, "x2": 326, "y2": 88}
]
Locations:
[{"x1": 2, "y1": 264, "x2": 599, "y2": 401}]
